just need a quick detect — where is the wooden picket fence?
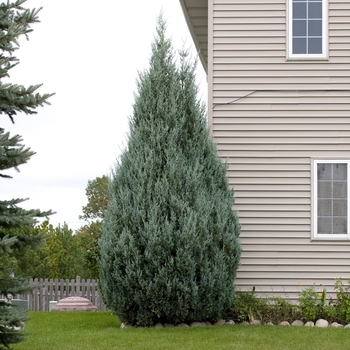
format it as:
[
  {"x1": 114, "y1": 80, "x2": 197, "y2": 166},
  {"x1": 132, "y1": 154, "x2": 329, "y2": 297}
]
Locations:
[{"x1": 1, "y1": 277, "x2": 108, "y2": 311}]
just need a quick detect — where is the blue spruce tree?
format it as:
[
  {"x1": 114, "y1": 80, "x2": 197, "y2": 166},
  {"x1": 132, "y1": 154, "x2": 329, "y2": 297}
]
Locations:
[
  {"x1": 99, "y1": 17, "x2": 241, "y2": 327},
  {"x1": 0, "y1": 1, "x2": 53, "y2": 348}
]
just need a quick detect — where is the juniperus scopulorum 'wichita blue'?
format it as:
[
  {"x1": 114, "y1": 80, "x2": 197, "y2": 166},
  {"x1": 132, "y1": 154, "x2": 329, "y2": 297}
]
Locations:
[{"x1": 99, "y1": 16, "x2": 241, "y2": 327}]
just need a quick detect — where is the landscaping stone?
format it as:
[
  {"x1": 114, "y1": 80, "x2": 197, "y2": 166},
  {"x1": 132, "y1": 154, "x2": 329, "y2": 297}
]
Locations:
[
  {"x1": 164, "y1": 323, "x2": 175, "y2": 328},
  {"x1": 344, "y1": 324, "x2": 350, "y2": 328},
  {"x1": 266, "y1": 322, "x2": 274, "y2": 326},
  {"x1": 214, "y1": 319, "x2": 226, "y2": 326},
  {"x1": 190, "y1": 322, "x2": 203, "y2": 327},
  {"x1": 330, "y1": 322, "x2": 343, "y2": 328},
  {"x1": 225, "y1": 320, "x2": 235, "y2": 325},
  {"x1": 315, "y1": 319, "x2": 328, "y2": 328},
  {"x1": 279, "y1": 321, "x2": 290, "y2": 326},
  {"x1": 176, "y1": 323, "x2": 189, "y2": 327},
  {"x1": 291, "y1": 320, "x2": 304, "y2": 327},
  {"x1": 155, "y1": 323, "x2": 163, "y2": 328},
  {"x1": 120, "y1": 323, "x2": 133, "y2": 329},
  {"x1": 304, "y1": 321, "x2": 314, "y2": 327},
  {"x1": 204, "y1": 321, "x2": 212, "y2": 326},
  {"x1": 250, "y1": 320, "x2": 261, "y2": 325}
]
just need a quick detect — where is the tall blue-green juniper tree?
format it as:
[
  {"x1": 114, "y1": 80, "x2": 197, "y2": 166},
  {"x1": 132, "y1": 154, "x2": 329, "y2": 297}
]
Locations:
[{"x1": 99, "y1": 17, "x2": 241, "y2": 327}]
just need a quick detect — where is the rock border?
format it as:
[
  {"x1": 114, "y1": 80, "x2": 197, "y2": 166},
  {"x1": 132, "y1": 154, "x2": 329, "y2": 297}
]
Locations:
[{"x1": 120, "y1": 318, "x2": 349, "y2": 329}]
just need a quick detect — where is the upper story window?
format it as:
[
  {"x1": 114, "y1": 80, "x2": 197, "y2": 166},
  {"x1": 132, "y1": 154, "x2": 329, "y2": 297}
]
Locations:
[
  {"x1": 287, "y1": 0, "x2": 328, "y2": 59},
  {"x1": 312, "y1": 160, "x2": 350, "y2": 240}
]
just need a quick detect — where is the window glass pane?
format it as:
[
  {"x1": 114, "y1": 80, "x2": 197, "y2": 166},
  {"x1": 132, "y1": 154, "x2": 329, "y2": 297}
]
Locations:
[
  {"x1": 318, "y1": 217, "x2": 332, "y2": 234},
  {"x1": 333, "y1": 182, "x2": 347, "y2": 198},
  {"x1": 293, "y1": 38, "x2": 307, "y2": 54},
  {"x1": 293, "y1": 20, "x2": 307, "y2": 36},
  {"x1": 293, "y1": 2, "x2": 307, "y2": 18},
  {"x1": 308, "y1": 38, "x2": 322, "y2": 53},
  {"x1": 318, "y1": 163, "x2": 332, "y2": 180},
  {"x1": 308, "y1": 2, "x2": 322, "y2": 18},
  {"x1": 333, "y1": 218, "x2": 347, "y2": 234},
  {"x1": 333, "y1": 164, "x2": 347, "y2": 180},
  {"x1": 318, "y1": 181, "x2": 331, "y2": 198},
  {"x1": 333, "y1": 200, "x2": 347, "y2": 216},
  {"x1": 308, "y1": 20, "x2": 322, "y2": 36},
  {"x1": 318, "y1": 199, "x2": 331, "y2": 216}
]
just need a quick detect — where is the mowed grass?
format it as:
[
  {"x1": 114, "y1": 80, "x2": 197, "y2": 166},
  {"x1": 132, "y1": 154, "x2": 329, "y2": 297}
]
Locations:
[{"x1": 14, "y1": 312, "x2": 349, "y2": 350}]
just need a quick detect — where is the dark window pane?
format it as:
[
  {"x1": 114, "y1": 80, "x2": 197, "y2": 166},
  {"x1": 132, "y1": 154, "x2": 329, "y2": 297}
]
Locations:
[
  {"x1": 318, "y1": 217, "x2": 332, "y2": 234},
  {"x1": 308, "y1": 20, "x2": 322, "y2": 36},
  {"x1": 308, "y1": 38, "x2": 322, "y2": 53},
  {"x1": 293, "y1": 38, "x2": 307, "y2": 54},
  {"x1": 333, "y1": 200, "x2": 347, "y2": 216},
  {"x1": 293, "y1": 2, "x2": 307, "y2": 18},
  {"x1": 333, "y1": 218, "x2": 347, "y2": 234},
  {"x1": 318, "y1": 181, "x2": 331, "y2": 198},
  {"x1": 308, "y1": 2, "x2": 322, "y2": 18},
  {"x1": 293, "y1": 20, "x2": 307, "y2": 36},
  {"x1": 333, "y1": 182, "x2": 347, "y2": 198},
  {"x1": 318, "y1": 199, "x2": 332, "y2": 216},
  {"x1": 318, "y1": 163, "x2": 332, "y2": 180},
  {"x1": 333, "y1": 164, "x2": 347, "y2": 180}
]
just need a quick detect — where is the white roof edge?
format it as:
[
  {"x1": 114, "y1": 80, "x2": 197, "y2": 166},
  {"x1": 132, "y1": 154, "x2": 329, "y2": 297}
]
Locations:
[{"x1": 179, "y1": 0, "x2": 208, "y2": 74}]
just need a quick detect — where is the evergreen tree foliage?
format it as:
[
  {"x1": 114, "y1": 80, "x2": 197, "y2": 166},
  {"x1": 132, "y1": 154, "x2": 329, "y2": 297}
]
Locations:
[
  {"x1": 99, "y1": 17, "x2": 241, "y2": 327},
  {"x1": 0, "y1": 129, "x2": 53, "y2": 349},
  {"x1": 0, "y1": 1, "x2": 54, "y2": 348},
  {"x1": 0, "y1": 0, "x2": 53, "y2": 123}
]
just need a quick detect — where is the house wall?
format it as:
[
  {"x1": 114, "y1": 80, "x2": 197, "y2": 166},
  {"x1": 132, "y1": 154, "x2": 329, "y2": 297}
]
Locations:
[{"x1": 209, "y1": 0, "x2": 350, "y2": 299}]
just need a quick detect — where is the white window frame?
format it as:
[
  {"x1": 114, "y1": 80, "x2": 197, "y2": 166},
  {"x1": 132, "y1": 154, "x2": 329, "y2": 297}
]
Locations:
[
  {"x1": 311, "y1": 159, "x2": 350, "y2": 240},
  {"x1": 287, "y1": 0, "x2": 329, "y2": 60}
]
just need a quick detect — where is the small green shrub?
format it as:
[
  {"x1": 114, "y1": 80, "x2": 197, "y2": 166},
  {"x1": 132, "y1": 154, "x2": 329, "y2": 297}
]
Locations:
[
  {"x1": 323, "y1": 304, "x2": 337, "y2": 323},
  {"x1": 298, "y1": 286, "x2": 336, "y2": 322},
  {"x1": 231, "y1": 287, "x2": 262, "y2": 322},
  {"x1": 261, "y1": 297, "x2": 301, "y2": 324},
  {"x1": 334, "y1": 278, "x2": 350, "y2": 324},
  {"x1": 231, "y1": 289, "x2": 301, "y2": 324},
  {"x1": 298, "y1": 287, "x2": 319, "y2": 322}
]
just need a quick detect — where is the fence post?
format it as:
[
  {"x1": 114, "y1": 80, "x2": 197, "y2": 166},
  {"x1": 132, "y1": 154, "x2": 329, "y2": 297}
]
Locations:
[
  {"x1": 28, "y1": 278, "x2": 34, "y2": 311},
  {"x1": 82, "y1": 278, "x2": 86, "y2": 298},
  {"x1": 91, "y1": 279, "x2": 96, "y2": 306},
  {"x1": 55, "y1": 279, "x2": 59, "y2": 302},
  {"x1": 44, "y1": 278, "x2": 49, "y2": 311},
  {"x1": 76, "y1": 276, "x2": 80, "y2": 296},
  {"x1": 39, "y1": 278, "x2": 44, "y2": 311}
]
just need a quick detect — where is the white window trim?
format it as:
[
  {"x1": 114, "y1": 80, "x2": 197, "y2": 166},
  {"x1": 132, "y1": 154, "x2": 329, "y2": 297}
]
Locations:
[
  {"x1": 311, "y1": 159, "x2": 350, "y2": 241},
  {"x1": 287, "y1": 0, "x2": 329, "y2": 60}
]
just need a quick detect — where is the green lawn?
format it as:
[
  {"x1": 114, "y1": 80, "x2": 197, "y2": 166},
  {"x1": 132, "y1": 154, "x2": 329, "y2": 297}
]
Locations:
[{"x1": 14, "y1": 312, "x2": 349, "y2": 350}]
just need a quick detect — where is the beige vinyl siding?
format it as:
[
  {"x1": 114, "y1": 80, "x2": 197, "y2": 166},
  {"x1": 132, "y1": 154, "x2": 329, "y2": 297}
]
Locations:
[{"x1": 211, "y1": 0, "x2": 350, "y2": 299}]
